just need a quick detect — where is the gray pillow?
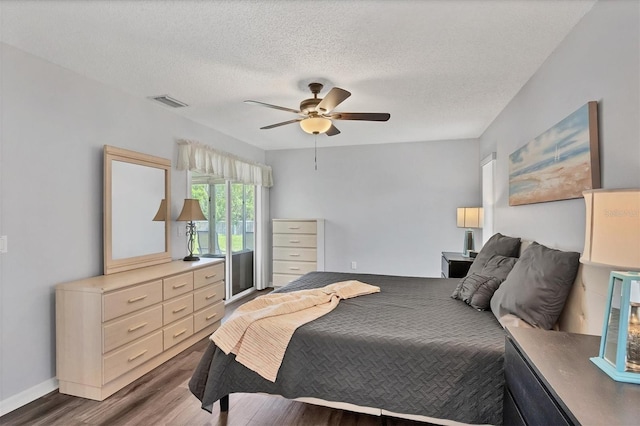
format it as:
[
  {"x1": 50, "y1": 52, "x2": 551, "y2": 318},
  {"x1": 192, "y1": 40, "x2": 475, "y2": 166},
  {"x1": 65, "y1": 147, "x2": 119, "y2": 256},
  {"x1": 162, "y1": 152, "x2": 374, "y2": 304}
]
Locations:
[
  {"x1": 453, "y1": 273, "x2": 503, "y2": 310},
  {"x1": 451, "y1": 254, "x2": 517, "y2": 299},
  {"x1": 490, "y1": 242, "x2": 580, "y2": 330},
  {"x1": 467, "y1": 233, "x2": 521, "y2": 276}
]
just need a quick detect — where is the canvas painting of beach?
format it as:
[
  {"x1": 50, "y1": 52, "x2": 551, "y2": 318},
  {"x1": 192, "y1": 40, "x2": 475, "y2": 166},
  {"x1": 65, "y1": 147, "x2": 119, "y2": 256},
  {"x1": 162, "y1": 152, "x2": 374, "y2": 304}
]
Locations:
[{"x1": 509, "y1": 101, "x2": 600, "y2": 206}]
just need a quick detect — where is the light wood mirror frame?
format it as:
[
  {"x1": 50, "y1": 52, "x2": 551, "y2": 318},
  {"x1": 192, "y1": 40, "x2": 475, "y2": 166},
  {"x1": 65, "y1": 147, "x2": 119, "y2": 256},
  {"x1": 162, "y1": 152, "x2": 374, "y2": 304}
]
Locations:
[{"x1": 104, "y1": 145, "x2": 171, "y2": 275}]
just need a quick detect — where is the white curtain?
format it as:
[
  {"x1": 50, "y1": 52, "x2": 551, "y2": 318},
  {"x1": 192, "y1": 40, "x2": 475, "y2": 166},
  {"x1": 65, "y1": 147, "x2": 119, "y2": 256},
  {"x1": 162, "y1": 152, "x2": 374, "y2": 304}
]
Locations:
[{"x1": 177, "y1": 139, "x2": 273, "y2": 187}]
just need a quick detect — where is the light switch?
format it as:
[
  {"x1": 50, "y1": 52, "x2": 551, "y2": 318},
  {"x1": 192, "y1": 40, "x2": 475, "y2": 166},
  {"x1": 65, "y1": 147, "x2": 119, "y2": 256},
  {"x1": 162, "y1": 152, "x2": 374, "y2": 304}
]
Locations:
[{"x1": 0, "y1": 236, "x2": 7, "y2": 253}]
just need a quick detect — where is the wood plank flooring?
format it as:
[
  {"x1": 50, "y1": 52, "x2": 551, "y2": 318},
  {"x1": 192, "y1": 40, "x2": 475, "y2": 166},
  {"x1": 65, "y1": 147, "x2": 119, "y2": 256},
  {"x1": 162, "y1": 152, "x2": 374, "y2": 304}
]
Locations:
[{"x1": 0, "y1": 290, "x2": 428, "y2": 426}]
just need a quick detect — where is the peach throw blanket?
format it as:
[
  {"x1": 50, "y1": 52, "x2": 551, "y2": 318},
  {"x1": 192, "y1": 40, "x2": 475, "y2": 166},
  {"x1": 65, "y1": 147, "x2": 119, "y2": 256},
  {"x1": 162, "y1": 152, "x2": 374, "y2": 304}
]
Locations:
[{"x1": 211, "y1": 280, "x2": 380, "y2": 382}]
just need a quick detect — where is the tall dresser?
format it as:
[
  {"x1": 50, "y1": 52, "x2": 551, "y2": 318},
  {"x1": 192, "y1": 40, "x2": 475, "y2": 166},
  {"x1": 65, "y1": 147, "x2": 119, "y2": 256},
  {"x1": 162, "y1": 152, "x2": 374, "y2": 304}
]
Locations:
[
  {"x1": 56, "y1": 258, "x2": 224, "y2": 401},
  {"x1": 272, "y1": 219, "x2": 325, "y2": 288}
]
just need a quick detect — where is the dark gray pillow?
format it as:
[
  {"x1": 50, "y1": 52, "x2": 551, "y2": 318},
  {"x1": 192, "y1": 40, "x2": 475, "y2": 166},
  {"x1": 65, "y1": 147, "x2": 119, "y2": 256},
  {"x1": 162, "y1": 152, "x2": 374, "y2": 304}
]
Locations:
[
  {"x1": 467, "y1": 233, "x2": 521, "y2": 276},
  {"x1": 452, "y1": 273, "x2": 502, "y2": 310},
  {"x1": 490, "y1": 242, "x2": 580, "y2": 330},
  {"x1": 481, "y1": 255, "x2": 518, "y2": 281}
]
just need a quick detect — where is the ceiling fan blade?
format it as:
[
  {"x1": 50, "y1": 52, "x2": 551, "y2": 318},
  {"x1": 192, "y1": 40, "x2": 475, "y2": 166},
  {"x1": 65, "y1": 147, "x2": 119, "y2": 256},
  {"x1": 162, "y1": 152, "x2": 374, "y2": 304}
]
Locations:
[
  {"x1": 260, "y1": 118, "x2": 303, "y2": 129},
  {"x1": 244, "y1": 100, "x2": 301, "y2": 114},
  {"x1": 326, "y1": 124, "x2": 341, "y2": 136},
  {"x1": 316, "y1": 87, "x2": 351, "y2": 114},
  {"x1": 330, "y1": 112, "x2": 390, "y2": 121}
]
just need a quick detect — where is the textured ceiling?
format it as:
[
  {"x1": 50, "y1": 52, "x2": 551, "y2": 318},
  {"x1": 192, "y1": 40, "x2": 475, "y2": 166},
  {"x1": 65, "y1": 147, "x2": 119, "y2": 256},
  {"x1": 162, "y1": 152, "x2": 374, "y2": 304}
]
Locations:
[{"x1": 0, "y1": 0, "x2": 596, "y2": 150}]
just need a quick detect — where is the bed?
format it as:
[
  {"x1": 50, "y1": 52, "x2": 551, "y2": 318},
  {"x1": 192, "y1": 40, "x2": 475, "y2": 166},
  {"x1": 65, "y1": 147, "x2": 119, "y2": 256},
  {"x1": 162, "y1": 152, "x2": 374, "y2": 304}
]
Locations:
[{"x1": 189, "y1": 238, "x2": 606, "y2": 425}]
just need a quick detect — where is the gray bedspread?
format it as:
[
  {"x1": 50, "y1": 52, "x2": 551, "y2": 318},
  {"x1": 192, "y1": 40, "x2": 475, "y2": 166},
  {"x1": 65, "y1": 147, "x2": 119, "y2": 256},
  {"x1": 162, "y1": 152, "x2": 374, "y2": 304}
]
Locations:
[{"x1": 189, "y1": 272, "x2": 506, "y2": 425}]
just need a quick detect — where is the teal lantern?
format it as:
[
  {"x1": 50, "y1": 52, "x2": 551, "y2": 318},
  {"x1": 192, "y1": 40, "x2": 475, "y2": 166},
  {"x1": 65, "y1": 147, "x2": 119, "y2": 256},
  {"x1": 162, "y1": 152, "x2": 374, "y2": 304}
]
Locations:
[{"x1": 591, "y1": 271, "x2": 640, "y2": 384}]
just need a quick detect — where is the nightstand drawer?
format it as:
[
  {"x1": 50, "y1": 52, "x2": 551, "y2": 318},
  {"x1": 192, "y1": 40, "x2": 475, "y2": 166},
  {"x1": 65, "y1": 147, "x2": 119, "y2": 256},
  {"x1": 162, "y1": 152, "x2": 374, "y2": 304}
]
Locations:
[{"x1": 504, "y1": 338, "x2": 570, "y2": 426}]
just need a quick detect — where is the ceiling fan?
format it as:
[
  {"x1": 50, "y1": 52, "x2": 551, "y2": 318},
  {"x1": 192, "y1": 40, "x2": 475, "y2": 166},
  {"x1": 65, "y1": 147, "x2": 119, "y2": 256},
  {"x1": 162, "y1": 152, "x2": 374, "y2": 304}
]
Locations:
[{"x1": 244, "y1": 82, "x2": 390, "y2": 136}]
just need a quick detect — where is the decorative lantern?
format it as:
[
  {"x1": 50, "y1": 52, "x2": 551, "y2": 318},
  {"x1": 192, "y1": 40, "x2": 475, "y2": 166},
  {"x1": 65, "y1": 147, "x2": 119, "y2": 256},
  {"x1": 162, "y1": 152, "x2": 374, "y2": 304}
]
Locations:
[{"x1": 591, "y1": 271, "x2": 640, "y2": 384}]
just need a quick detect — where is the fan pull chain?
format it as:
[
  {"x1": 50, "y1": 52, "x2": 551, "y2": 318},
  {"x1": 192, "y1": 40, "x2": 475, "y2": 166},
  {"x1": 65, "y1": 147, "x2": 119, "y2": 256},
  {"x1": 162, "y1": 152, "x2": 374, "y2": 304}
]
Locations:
[{"x1": 314, "y1": 134, "x2": 318, "y2": 171}]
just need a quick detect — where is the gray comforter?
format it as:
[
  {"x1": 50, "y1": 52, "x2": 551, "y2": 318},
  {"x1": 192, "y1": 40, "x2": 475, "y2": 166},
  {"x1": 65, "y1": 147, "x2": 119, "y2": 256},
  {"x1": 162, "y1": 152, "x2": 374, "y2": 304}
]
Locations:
[{"x1": 189, "y1": 272, "x2": 506, "y2": 424}]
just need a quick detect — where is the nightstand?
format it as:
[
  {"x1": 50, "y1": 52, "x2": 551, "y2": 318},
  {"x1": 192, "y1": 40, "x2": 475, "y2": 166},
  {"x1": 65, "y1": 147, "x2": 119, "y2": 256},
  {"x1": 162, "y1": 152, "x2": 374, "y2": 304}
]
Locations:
[
  {"x1": 504, "y1": 327, "x2": 640, "y2": 425},
  {"x1": 441, "y1": 251, "x2": 473, "y2": 278}
]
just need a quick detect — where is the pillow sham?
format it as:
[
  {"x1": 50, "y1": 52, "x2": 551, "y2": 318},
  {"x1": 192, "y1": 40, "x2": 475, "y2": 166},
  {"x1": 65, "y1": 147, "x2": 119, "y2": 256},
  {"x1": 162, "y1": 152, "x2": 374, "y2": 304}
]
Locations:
[
  {"x1": 490, "y1": 242, "x2": 580, "y2": 330},
  {"x1": 466, "y1": 233, "x2": 521, "y2": 276}
]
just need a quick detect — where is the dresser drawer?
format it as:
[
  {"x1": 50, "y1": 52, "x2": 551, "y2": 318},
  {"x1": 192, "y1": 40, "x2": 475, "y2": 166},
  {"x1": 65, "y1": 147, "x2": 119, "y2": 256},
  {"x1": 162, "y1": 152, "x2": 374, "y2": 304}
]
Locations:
[
  {"x1": 103, "y1": 330, "x2": 163, "y2": 384},
  {"x1": 273, "y1": 273, "x2": 303, "y2": 287},
  {"x1": 163, "y1": 272, "x2": 193, "y2": 300},
  {"x1": 103, "y1": 305, "x2": 163, "y2": 353},
  {"x1": 163, "y1": 316, "x2": 194, "y2": 350},
  {"x1": 194, "y1": 301, "x2": 225, "y2": 333},
  {"x1": 194, "y1": 263, "x2": 224, "y2": 289},
  {"x1": 103, "y1": 280, "x2": 163, "y2": 322},
  {"x1": 273, "y1": 220, "x2": 316, "y2": 234},
  {"x1": 163, "y1": 293, "x2": 193, "y2": 325},
  {"x1": 273, "y1": 234, "x2": 317, "y2": 248},
  {"x1": 273, "y1": 247, "x2": 317, "y2": 262},
  {"x1": 504, "y1": 338, "x2": 570, "y2": 426},
  {"x1": 273, "y1": 260, "x2": 317, "y2": 275},
  {"x1": 194, "y1": 282, "x2": 224, "y2": 311}
]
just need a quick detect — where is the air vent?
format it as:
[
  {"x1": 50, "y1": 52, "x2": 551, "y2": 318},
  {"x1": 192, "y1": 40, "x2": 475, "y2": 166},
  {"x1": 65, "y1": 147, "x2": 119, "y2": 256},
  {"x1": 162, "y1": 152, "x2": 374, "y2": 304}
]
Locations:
[{"x1": 149, "y1": 95, "x2": 188, "y2": 108}]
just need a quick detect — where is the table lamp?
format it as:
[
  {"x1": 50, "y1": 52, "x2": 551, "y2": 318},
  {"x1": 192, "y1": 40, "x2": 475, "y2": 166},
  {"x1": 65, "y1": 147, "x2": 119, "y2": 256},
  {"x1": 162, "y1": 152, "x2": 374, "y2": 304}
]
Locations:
[
  {"x1": 581, "y1": 189, "x2": 640, "y2": 384},
  {"x1": 177, "y1": 198, "x2": 206, "y2": 261},
  {"x1": 457, "y1": 207, "x2": 483, "y2": 256}
]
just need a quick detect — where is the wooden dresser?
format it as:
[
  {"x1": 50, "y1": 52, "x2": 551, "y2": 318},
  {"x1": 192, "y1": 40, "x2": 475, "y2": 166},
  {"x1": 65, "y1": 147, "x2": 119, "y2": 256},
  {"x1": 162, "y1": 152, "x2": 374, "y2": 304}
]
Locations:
[
  {"x1": 272, "y1": 219, "x2": 324, "y2": 288},
  {"x1": 56, "y1": 258, "x2": 224, "y2": 401}
]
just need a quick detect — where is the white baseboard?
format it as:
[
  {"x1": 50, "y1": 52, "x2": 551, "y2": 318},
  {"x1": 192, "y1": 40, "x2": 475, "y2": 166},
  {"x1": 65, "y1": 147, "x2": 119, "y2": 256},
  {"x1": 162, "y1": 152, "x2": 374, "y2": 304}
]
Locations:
[{"x1": 0, "y1": 378, "x2": 59, "y2": 417}]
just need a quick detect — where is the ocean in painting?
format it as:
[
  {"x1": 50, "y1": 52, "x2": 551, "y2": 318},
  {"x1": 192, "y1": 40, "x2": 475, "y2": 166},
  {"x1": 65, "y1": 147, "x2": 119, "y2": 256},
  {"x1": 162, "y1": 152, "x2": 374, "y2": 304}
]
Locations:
[{"x1": 509, "y1": 103, "x2": 597, "y2": 206}]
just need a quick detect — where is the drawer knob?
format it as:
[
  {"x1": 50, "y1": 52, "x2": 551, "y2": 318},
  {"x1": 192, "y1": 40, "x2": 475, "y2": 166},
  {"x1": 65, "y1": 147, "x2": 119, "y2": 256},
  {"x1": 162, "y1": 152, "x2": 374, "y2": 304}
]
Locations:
[
  {"x1": 289, "y1": 267, "x2": 300, "y2": 271},
  {"x1": 127, "y1": 295, "x2": 147, "y2": 303},
  {"x1": 205, "y1": 293, "x2": 217, "y2": 300},
  {"x1": 289, "y1": 253, "x2": 300, "y2": 257},
  {"x1": 289, "y1": 240, "x2": 300, "y2": 243},
  {"x1": 288, "y1": 226, "x2": 300, "y2": 230},
  {"x1": 206, "y1": 313, "x2": 218, "y2": 320},
  {"x1": 173, "y1": 329, "x2": 187, "y2": 338},
  {"x1": 172, "y1": 283, "x2": 187, "y2": 289},
  {"x1": 127, "y1": 322, "x2": 148, "y2": 332},
  {"x1": 128, "y1": 349, "x2": 148, "y2": 362},
  {"x1": 172, "y1": 306, "x2": 187, "y2": 314},
  {"x1": 205, "y1": 273, "x2": 217, "y2": 279}
]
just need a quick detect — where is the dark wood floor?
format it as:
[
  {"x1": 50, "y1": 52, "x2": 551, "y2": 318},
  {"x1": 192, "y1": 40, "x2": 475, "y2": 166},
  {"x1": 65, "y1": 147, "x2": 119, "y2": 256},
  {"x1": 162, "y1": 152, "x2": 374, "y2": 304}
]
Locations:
[{"x1": 0, "y1": 290, "x2": 427, "y2": 426}]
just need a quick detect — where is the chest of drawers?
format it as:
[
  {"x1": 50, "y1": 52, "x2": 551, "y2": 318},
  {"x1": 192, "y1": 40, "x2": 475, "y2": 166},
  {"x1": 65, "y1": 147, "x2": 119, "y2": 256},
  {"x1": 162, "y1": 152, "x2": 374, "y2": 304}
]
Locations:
[
  {"x1": 56, "y1": 258, "x2": 224, "y2": 401},
  {"x1": 272, "y1": 219, "x2": 324, "y2": 288}
]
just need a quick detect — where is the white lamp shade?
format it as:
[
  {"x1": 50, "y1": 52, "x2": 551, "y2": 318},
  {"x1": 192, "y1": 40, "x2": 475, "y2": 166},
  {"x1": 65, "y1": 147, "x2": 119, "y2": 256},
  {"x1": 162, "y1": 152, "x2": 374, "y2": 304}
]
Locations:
[
  {"x1": 457, "y1": 207, "x2": 483, "y2": 228},
  {"x1": 300, "y1": 117, "x2": 332, "y2": 134},
  {"x1": 581, "y1": 189, "x2": 640, "y2": 270},
  {"x1": 176, "y1": 199, "x2": 206, "y2": 222}
]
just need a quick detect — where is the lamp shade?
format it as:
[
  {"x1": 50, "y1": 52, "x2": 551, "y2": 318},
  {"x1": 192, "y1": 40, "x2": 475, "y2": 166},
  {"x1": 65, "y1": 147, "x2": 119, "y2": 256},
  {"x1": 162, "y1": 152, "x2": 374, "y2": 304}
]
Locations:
[
  {"x1": 176, "y1": 199, "x2": 206, "y2": 222},
  {"x1": 581, "y1": 189, "x2": 640, "y2": 270},
  {"x1": 457, "y1": 207, "x2": 483, "y2": 228},
  {"x1": 152, "y1": 199, "x2": 167, "y2": 221},
  {"x1": 300, "y1": 117, "x2": 332, "y2": 134}
]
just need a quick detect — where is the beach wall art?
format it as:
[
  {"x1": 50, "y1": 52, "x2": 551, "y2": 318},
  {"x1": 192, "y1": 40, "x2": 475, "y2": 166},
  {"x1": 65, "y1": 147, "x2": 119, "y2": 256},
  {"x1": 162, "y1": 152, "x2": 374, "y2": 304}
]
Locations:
[{"x1": 509, "y1": 101, "x2": 600, "y2": 206}]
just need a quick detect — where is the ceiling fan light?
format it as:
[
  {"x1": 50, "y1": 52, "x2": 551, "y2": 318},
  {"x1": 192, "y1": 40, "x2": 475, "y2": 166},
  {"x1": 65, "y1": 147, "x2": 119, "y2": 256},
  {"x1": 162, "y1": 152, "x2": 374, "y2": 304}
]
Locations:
[{"x1": 300, "y1": 117, "x2": 332, "y2": 134}]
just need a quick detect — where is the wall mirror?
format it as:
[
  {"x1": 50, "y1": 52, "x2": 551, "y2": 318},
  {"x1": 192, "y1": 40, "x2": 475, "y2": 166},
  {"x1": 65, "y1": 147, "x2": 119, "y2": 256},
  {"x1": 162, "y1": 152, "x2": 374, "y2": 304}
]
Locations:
[{"x1": 104, "y1": 145, "x2": 171, "y2": 274}]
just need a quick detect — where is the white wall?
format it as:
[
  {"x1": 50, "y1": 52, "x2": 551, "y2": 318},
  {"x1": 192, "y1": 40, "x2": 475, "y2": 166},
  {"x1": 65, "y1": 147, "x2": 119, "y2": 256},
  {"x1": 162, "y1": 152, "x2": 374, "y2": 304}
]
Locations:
[
  {"x1": 267, "y1": 139, "x2": 481, "y2": 278},
  {"x1": 0, "y1": 43, "x2": 265, "y2": 408},
  {"x1": 479, "y1": 0, "x2": 640, "y2": 251}
]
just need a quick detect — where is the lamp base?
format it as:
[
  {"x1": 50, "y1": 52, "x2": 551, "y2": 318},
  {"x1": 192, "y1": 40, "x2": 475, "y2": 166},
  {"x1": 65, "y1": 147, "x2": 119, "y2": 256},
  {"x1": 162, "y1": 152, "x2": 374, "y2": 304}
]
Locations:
[
  {"x1": 183, "y1": 255, "x2": 200, "y2": 261},
  {"x1": 463, "y1": 229, "x2": 475, "y2": 257}
]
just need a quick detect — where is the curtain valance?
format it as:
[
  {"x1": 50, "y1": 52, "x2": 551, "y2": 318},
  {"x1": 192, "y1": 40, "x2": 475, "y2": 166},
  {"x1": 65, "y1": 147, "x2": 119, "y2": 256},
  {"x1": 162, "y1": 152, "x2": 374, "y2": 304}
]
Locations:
[{"x1": 177, "y1": 139, "x2": 273, "y2": 188}]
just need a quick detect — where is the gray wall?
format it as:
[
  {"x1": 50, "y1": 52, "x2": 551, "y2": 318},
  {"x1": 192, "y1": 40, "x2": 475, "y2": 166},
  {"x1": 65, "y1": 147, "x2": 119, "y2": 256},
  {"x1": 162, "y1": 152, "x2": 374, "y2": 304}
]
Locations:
[
  {"x1": 479, "y1": 0, "x2": 640, "y2": 251},
  {"x1": 267, "y1": 139, "x2": 482, "y2": 278},
  {"x1": 0, "y1": 43, "x2": 265, "y2": 404}
]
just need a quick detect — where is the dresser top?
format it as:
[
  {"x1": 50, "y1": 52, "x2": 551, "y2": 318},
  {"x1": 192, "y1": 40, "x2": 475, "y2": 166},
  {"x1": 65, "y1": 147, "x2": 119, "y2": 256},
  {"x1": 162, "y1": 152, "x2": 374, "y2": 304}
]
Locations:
[
  {"x1": 507, "y1": 327, "x2": 640, "y2": 425},
  {"x1": 56, "y1": 258, "x2": 223, "y2": 293}
]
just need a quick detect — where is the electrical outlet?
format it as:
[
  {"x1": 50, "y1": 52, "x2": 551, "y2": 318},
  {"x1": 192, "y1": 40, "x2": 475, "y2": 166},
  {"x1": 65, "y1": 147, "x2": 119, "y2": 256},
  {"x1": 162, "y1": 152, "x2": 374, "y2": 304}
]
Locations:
[
  {"x1": 351, "y1": 261, "x2": 357, "y2": 270},
  {"x1": 0, "y1": 236, "x2": 6, "y2": 253}
]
